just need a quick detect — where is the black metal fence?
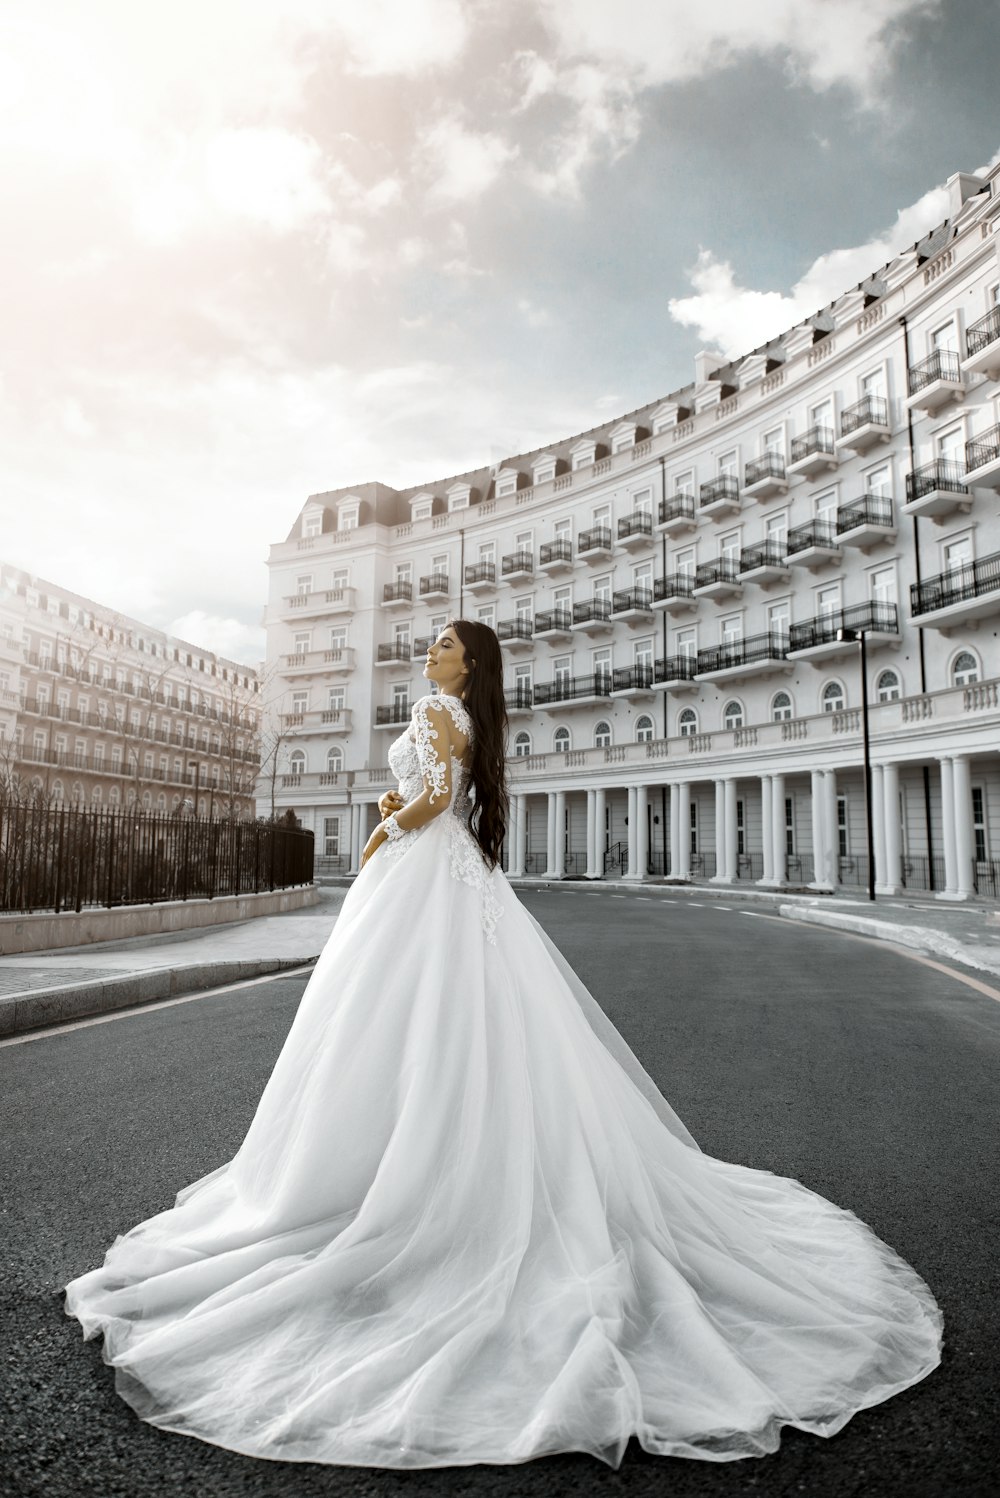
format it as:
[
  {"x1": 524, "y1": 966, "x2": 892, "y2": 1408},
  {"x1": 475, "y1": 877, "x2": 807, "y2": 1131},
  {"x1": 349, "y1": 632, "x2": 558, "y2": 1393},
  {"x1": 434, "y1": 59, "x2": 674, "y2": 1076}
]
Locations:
[{"x1": 0, "y1": 800, "x2": 314, "y2": 915}]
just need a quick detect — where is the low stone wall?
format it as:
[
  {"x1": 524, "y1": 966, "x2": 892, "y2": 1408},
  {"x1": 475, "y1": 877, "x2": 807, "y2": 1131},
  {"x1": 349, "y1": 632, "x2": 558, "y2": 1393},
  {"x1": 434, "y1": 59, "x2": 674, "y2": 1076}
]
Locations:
[{"x1": 0, "y1": 884, "x2": 320, "y2": 955}]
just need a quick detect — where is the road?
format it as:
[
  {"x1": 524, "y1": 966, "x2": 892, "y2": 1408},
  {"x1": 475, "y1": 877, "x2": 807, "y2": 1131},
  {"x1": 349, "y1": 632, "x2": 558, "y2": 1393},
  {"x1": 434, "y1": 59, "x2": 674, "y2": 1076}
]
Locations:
[{"x1": 2, "y1": 886, "x2": 998, "y2": 1498}]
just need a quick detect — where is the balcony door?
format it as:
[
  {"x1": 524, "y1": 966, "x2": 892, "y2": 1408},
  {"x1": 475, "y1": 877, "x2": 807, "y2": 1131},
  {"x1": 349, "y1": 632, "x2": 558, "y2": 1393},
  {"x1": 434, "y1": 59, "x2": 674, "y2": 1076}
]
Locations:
[{"x1": 936, "y1": 424, "x2": 963, "y2": 464}]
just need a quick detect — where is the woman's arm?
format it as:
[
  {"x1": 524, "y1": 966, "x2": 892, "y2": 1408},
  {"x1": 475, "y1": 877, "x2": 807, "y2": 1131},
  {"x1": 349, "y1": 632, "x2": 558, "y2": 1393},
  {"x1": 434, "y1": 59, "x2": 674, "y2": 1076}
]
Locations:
[{"x1": 361, "y1": 700, "x2": 457, "y2": 865}]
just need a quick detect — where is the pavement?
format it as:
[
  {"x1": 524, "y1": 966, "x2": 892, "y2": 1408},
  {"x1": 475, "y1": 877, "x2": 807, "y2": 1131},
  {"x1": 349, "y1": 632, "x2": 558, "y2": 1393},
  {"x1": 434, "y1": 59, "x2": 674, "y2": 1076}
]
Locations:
[{"x1": 1, "y1": 877, "x2": 998, "y2": 1039}]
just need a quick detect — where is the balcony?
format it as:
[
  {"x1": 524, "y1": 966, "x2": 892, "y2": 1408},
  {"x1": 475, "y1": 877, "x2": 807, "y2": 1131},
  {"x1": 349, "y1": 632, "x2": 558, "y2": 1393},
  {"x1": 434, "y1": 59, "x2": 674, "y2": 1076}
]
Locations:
[
  {"x1": 412, "y1": 635, "x2": 433, "y2": 657},
  {"x1": 786, "y1": 519, "x2": 842, "y2": 568},
  {"x1": 611, "y1": 586, "x2": 653, "y2": 624},
  {"x1": 743, "y1": 452, "x2": 788, "y2": 500},
  {"x1": 505, "y1": 684, "x2": 534, "y2": 716},
  {"x1": 654, "y1": 655, "x2": 698, "y2": 692},
  {"x1": 737, "y1": 543, "x2": 790, "y2": 585},
  {"x1": 419, "y1": 572, "x2": 450, "y2": 600},
  {"x1": 835, "y1": 496, "x2": 897, "y2": 549},
  {"x1": 652, "y1": 573, "x2": 696, "y2": 614},
  {"x1": 497, "y1": 619, "x2": 534, "y2": 652},
  {"x1": 903, "y1": 459, "x2": 970, "y2": 519},
  {"x1": 501, "y1": 550, "x2": 534, "y2": 581},
  {"x1": 698, "y1": 474, "x2": 741, "y2": 516},
  {"x1": 611, "y1": 665, "x2": 655, "y2": 700},
  {"x1": 617, "y1": 511, "x2": 654, "y2": 549},
  {"x1": 787, "y1": 602, "x2": 900, "y2": 661},
  {"x1": 963, "y1": 306, "x2": 1000, "y2": 380},
  {"x1": 656, "y1": 494, "x2": 696, "y2": 533},
  {"x1": 374, "y1": 703, "x2": 411, "y2": 730},
  {"x1": 965, "y1": 425, "x2": 1000, "y2": 489},
  {"x1": 283, "y1": 586, "x2": 356, "y2": 618},
  {"x1": 375, "y1": 643, "x2": 412, "y2": 668},
  {"x1": 695, "y1": 631, "x2": 791, "y2": 682},
  {"x1": 836, "y1": 395, "x2": 890, "y2": 453},
  {"x1": 284, "y1": 707, "x2": 353, "y2": 736},
  {"x1": 534, "y1": 674, "x2": 612, "y2": 710},
  {"x1": 464, "y1": 562, "x2": 496, "y2": 592},
  {"x1": 910, "y1": 548, "x2": 1000, "y2": 628},
  {"x1": 692, "y1": 558, "x2": 742, "y2": 600},
  {"x1": 787, "y1": 426, "x2": 838, "y2": 479},
  {"x1": 538, "y1": 540, "x2": 574, "y2": 574},
  {"x1": 381, "y1": 582, "x2": 413, "y2": 608},
  {"x1": 907, "y1": 350, "x2": 965, "y2": 413},
  {"x1": 577, "y1": 527, "x2": 613, "y2": 563},
  {"x1": 533, "y1": 607, "x2": 573, "y2": 642},
  {"x1": 571, "y1": 598, "x2": 613, "y2": 636},
  {"x1": 281, "y1": 647, "x2": 355, "y2": 676}
]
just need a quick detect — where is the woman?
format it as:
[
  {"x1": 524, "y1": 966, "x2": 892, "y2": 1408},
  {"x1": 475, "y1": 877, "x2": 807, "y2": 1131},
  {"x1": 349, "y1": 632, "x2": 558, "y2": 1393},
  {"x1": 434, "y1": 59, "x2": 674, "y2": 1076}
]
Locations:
[{"x1": 64, "y1": 620, "x2": 942, "y2": 1469}]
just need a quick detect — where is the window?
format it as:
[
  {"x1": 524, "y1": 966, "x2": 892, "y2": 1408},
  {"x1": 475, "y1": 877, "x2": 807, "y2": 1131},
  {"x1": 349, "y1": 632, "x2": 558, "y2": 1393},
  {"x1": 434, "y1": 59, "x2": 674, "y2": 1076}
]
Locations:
[
  {"x1": 514, "y1": 663, "x2": 532, "y2": 692},
  {"x1": 631, "y1": 487, "x2": 653, "y2": 514},
  {"x1": 323, "y1": 816, "x2": 341, "y2": 857},
  {"x1": 592, "y1": 648, "x2": 611, "y2": 688},
  {"x1": 633, "y1": 637, "x2": 652, "y2": 668},
  {"x1": 286, "y1": 750, "x2": 305, "y2": 775},
  {"x1": 675, "y1": 546, "x2": 695, "y2": 578},
  {"x1": 329, "y1": 625, "x2": 347, "y2": 651},
  {"x1": 448, "y1": 488, "x2": 470, "y2": 511},
  {"x1": 327, "y1": 686, "x2": 346, "y2": 711},
  {"x1": 326, "y1": 747, "x2": 344, "y2": 773},
  {"x1": 811, "y1": 397, "x2": 834, "y2": 432},
  {"x1": 592, "y1": 504, "x2": 610, "y2": 528},
  {"x1": 837, "y1": 795, "x2": 848, "y2": 858},
  {"x1": 93, "y1": 786, "x2": 104, "y2": 806},
  {"x1": 972, "y1": 787, "x2": 987, "y2": 863},
  {"x1": 291, "y1": 690, "x2": 308, "y2": 713},
  {"x1": 717, "y1": 449, "x2": 738, "y2": 477},
  {"x1": 293, "y1": 632, "x2": 310, "y2": 655},
  {"x1": 673, "y1": 470, "x2": 695, "y2": 499},
  {"x1": 876, "y1": 669, "x2": 901, "y2": 702},
  {"x1": 477, "y1": 604, "x2": 495, "y2": 628},
  {"x1": 391, "y1": 682, "x2": 409, "y2": 711},
  {"x1": 393, "y1": 621, "x2": 411, "y2": 648},
  {"x1": 861, "y1": 367, "x2": 887, "y2": 401},
  {"x1": 593, "y1": 572, "x2": 612, "y2": 602},
  {"x1": 931, "y1": 320, "x2": 958, "y2": 354},
  {"x1": 763, "y1": 426, "x2": 784, "y2": 456},
  {"x1": 814, "y1": 486, "x2": 837, "y2": 521},
  {"x1": 785, "y1": 796, "x2": 795, "y2": 855},
  {"x1": 632, "y1": 560, "x2": 652, "y2": 587},
  {"x1": 675, "y1": 627, "x2": 696, "y2": 661},
  {"x1": 496, "y1": 472, "x2": 517, "y2": 498},
  {"x1": 513, "y1": 731, "x2": 531, "y2": 757},
  {"x1": 767, "y1": 600, "x2": 790, "y2": 638},
  {"x1": 535, "y1": 464, "x2": 555, "y2": 484},
  {"x1": 822, "y1": 681, "x2": 845, "y2": 713},
  {"x1": 771, "y1": 691, "x2": 793, "y2": 721},
  {"x1": 411, "y1": 499, "x2": 433, "y2": 521},
  {"x1": 594, "y1": 720, "x2": 612, "y2": 749},
  {"x1": 952, "y1": 650, "x2": 979, "y2": 686},
  {"x1": 720, "y1": 615, "x2": 742, "y2": 644},
  {"x1": 303, "y1": 510, "x2": 323, "y2": 538},
  {"x1": 678, "y1": 707, "x2": 698, "y2": 737},
  {"x1": 870, "y1": 566, "x2": 897, "y2": 605},
  {"x1": 338, "y1": 502, "x2": 359, "y2": 530},
  {"x1": 553, "y1": 726, "x2": 571, "y2": 753},
  {"x1": 722, "y1": 700, "x2": 744, "y2": 730},
  {"x1": 865, "y1": 463, "x2": 891, "y2": 497},
  {"x1": 766, "y1": 512, "x2": 788, "y2": 544},
  {"x1": 817, "y1": 583, "x2": 842, "y2": 616},
  {"x1": 394, "y1": 561, "x2": 412, "y2": 583},
  {"x1": 736, "y1": 799, "x2": 745, "y2": 856},
  {"x1": 689, "y1": 799, "x2": 698, "y2": 855},
  {"x1": 514, "y1": 595, "x2": 533, "y2": 623},
  {"x1": 719, "y1": 530, "x2": 740, "y2": 561},
  {"x1": 478, "y1": 540, "x2": 496, "y2": 562},
  {"x1": 943, "y1": 535, "x2": 972, "y2": 572},
  {"x1": 936, "y1": 424, "x2": 964, "y2": 464},
  {"x1": 553, "y1": 655, "x2": 571, "y2": 688},
  {"x1": 635, "y1": 714, "x2": 654, "y2": 742}
]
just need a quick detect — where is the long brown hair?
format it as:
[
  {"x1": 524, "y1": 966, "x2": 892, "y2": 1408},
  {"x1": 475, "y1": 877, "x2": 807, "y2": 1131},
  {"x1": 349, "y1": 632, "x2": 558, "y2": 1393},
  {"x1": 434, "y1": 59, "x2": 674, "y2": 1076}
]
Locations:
[{"x1": 449, "y1": 618, "x2": 509, "y2": 867}]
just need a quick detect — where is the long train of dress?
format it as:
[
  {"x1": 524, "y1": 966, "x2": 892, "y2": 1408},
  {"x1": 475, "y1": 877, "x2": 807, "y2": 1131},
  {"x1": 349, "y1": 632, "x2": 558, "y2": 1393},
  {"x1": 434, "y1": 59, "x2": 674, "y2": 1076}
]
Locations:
[{"x1": 64, "y1": 697, "x2": 942, "y2": 1468}]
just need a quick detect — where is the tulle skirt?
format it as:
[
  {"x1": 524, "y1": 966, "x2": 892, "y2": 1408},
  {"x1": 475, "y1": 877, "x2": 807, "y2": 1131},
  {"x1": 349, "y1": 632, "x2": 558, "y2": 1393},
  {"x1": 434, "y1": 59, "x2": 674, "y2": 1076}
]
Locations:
[{"x1": 64, "y1": 816, "x2": 942, "y2": 1468}]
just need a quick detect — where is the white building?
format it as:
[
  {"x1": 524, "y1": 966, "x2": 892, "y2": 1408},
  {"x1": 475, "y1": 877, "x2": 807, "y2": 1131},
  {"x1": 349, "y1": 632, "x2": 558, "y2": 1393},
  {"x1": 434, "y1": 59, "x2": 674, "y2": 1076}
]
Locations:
[{"x1": 263, "y1": 165, "x2": 1000, "y2": 901}]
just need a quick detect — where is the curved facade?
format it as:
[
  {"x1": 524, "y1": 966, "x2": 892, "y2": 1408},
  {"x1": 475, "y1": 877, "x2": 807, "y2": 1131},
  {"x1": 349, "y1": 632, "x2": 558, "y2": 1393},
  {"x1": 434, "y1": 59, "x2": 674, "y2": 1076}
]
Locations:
[{"x1": 264, "y1": 164, "x2": 1000, "y2": 899}]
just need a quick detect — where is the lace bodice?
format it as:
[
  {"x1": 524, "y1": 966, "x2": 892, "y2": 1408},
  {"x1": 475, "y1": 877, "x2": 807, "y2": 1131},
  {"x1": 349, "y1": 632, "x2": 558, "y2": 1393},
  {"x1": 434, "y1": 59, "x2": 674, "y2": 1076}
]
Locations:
[{"x1": 384, "y1": 694, "x2": 502, "y2": 942}]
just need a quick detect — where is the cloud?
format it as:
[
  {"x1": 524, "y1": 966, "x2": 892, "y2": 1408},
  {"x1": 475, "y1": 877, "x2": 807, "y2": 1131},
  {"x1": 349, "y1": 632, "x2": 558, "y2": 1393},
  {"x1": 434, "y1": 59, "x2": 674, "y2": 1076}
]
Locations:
[
  {"x1": 168, "y1": 610, "x2": 266, "y2": 665},
  {"x1": 420, "y1": 115, "x2": 519, "y2": 203},
  {"x1": 325, "y1": 0, "x2": 469, "y2": 76}
]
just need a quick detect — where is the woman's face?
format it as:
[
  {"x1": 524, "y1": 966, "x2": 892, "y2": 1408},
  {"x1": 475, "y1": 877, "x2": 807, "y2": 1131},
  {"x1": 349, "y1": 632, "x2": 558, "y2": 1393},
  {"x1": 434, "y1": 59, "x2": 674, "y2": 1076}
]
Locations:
[{"x1": 423, "y1": 626, "x2": 468, "y2": 692}]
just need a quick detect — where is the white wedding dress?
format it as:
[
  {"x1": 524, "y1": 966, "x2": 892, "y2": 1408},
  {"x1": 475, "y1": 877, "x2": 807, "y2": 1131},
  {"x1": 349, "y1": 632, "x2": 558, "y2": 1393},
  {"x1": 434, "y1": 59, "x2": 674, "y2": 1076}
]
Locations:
[{"x1": 64, "y1": 693, "x2": 942, "y2": 1469}]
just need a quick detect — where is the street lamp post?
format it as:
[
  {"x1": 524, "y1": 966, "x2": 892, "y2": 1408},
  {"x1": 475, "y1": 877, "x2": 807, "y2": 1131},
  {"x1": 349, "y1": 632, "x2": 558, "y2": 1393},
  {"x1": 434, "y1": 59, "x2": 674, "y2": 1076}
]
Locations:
[
  {"x1": 837, "y1": 627, "x2": 876, "y2": 902},
  {"x1": 188, "y1": 759, "x2": 200, "y2": 816}
]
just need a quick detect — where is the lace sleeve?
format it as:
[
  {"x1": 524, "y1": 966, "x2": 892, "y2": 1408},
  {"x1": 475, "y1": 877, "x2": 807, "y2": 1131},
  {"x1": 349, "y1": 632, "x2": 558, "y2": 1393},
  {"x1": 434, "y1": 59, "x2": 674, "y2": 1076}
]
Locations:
[{"x1": 411, "y1": 697, "x2": 453, "y2": 808}]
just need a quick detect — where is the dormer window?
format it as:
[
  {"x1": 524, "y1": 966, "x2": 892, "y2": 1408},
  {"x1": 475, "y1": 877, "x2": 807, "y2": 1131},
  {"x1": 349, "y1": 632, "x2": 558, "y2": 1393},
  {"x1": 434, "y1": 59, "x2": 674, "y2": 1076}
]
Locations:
[
  {"x1": 409, "y1": 491, "x2": 434, "y2": 521},
  {"x1": 570, "y1": 439, "x2": 597, "y2": 471},
  {"x1": 609, "y1": 422, "x2": 637, "y2": 454},
  {"x1": 303, "y1": 509, "x2": 323, "y2": 538},
  {"x1": 495, "y1": 467, "x2": 519, "y2": 498},
  {"x1": 531, "y1": 452, "x2": 557, "y2": 485},
  {"x1": 447, "y1": 482, "x2": 471, "y2": 511},
  {"x1": 338, "y1": 501, "x2": 360, "y2": 531}
]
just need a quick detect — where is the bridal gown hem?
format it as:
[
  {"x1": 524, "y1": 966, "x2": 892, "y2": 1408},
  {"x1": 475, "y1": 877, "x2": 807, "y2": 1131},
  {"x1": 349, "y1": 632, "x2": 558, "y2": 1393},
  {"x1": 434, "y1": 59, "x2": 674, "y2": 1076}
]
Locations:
[{"x1": 64, "y1": 693, "x2": 942, "y2": 1470}]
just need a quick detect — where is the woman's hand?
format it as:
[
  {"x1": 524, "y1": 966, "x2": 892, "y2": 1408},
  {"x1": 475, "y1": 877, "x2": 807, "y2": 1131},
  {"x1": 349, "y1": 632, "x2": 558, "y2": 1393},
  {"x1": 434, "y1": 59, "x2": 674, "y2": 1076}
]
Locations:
[
  {"x1": 378, "y1": 790, "x2": 405, "y2": 820},
  {"x1": 361, "y1": 825, "x2": 388, "y2": 868}
]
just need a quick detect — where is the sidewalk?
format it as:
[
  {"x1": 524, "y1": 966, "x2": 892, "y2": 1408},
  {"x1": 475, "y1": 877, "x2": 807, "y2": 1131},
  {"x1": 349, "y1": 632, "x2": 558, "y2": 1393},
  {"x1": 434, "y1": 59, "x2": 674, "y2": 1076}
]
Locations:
[{"x1": 2, "y1": 880, "x2": 998, "y2": 1040}]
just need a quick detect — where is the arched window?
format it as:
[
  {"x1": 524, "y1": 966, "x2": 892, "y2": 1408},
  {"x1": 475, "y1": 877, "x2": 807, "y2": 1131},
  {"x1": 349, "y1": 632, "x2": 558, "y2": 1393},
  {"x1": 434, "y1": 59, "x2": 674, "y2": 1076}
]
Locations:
[
  {"x1": 289, "y1": 749, "x2": 306, "y2": 775},
  {"x1": 635, "y1": 714, "x2": 654, "y2": 743},
  {"x1": 326, "y1": 746, "x2": 344, "y2": 773},
  {"x1": 91, "y1": 785, "x2": 103, "y2": 806},
  {"x1": 553, "y1": 726, "x2": 571, "y2": 754},
  {"x1": 198, "y1": 796, "x2": 208, "y2": 815},
  {"x1": 141, "y1": 790, "x2": 152, "y2": 810},
  {"x1": 678, "y1": 707, "x2": 698, "y2": 737},
  {"x1": 125, "y1": 787, "x2": 137, "y2": 806},
  {"x1": 71, "y1": 782, "x2": 84, "y2": 806},
  {"x1": 722, "y1": 699, "x2": 744, "y2": 730},
  {"x1": 593, "y1": 720, "x2": 612, "y2": 749},
  {"x1": 51, "y1": 779, "x2": 64, "y2": 803},
  {"x1": 171, "y1": 793, "x2": 181, "y2": 810},
  {"x1": 513, "y1": 730, "x2": 531, "y2": 758},
  {"x1": 822, "y1": 681, "x2": 845, "y2": 713},
  {"x1": 876, "y1": 668, "x2": 901, "y2": 703},
  {"x1": 156, "y1": 792, "x2": 166, "y2": 811},
  {"x1": 771, "y1": 690, "x2": 793, "y2": 722},
  {"x1": 109, "y1": 785, "x2": 121, "y2": 807},
  {"x1": 952, "y1": 650, "x2": 979, "y2": 686}
]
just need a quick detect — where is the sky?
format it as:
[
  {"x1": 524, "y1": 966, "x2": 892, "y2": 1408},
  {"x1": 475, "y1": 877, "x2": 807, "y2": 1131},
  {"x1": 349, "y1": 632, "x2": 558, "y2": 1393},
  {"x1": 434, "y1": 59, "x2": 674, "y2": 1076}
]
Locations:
[{"x1": 2, "y1": 0, "x2": 999, "y2": 666}]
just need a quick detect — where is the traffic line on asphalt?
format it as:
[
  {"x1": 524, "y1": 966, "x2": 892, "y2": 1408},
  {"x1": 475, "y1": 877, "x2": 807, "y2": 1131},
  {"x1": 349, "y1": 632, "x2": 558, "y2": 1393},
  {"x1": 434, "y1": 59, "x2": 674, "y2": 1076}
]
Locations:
[{"x1": 0, "y1": 964, "x2": 318, "y2": 1048}]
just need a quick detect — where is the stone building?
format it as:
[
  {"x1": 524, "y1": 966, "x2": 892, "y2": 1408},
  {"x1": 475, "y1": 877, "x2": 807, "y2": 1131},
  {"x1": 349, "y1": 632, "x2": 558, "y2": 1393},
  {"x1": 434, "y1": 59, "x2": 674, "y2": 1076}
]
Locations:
[
  {"x1": 263, "y1": 164, "x2": 1000, "y2": 900},
  {"x1": 0, "y1": 565, "x2": 260, "y2": 818}
]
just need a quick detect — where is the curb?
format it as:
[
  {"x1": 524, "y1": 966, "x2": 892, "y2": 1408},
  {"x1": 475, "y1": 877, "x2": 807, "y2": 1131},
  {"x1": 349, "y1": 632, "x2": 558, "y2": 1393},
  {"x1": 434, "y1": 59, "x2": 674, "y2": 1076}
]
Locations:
[
  {"x1": 0, "y1": 957, "x2": 318, "y2": 1040},
  {"x1": 775, "y1": 905, "x2": 1000, "y2": 980}
]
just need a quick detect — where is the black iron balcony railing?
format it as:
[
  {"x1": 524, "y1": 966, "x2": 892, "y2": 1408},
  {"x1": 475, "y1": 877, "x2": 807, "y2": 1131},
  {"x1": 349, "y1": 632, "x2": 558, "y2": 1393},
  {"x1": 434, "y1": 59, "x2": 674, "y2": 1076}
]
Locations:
[
  {"x1": 744, "y1": 452, "x2": 786, "y2": 486},
  {"x1": 786, "y1": 519, "x2": 838, "y2": 555},
  {"x1": 696, "y1": 631, "x2": 790, "y2": 674},
  {"x1": 578, "y1": 526, "x2": 612, "y2": 553},
  {"x1": 497, "y1": 618, "x2": 533, "y2": 642},
  {"x1": 539, "y1": 539, "x2": 573, "y2": 566},
  {"x1": 908, "y1": 349, "x2": 961, "y2": 394},
  {"x1": 836, "y1": 496, "x2": 894, "y2": 534},
  {"x1": 612, "y1": 587, "x2": 653, "y2": 614},
  {"x1": 966, "y1": 305, "x2": 1000, "y2": 358},
  {"x1": 905, "y1": 459, "x2": 968, "y2": 503},
  {"x1": 419, "y1": 572, "x2": 449, "y2": 596},
  {"x1": 966, "y1": 424, "x2": 1000, "y2": 474},
  {"x1": 790, "y1": 425, "x2": 835, "y2": 463},
  {"x1": 654, "y1": 572, "x2": 695, "y2": 601},
  {"x1": 504, "y1": 684, "x2": 534, "y2": 711},
  {"x1": 840, "y1": 394, "x2": 889, "y2": 436},
  {"x1": 534, "y1": 673, "x2": 612, "y2": 704},
  {"x1": 612, "y1": 665, "x2": 653, "y2": 692},
  {"x1": 375, "y1": 703, "x2": 411, "y2": 725},
  {"x1": 910, "y1": 548, "x2": 1000, "y2": 617},
  {"x1": 658, "y1": 493, "x2": 695, "y2": 525},
  {"x1": 376, "y1": 643, "x2": 410, "y2": 663},
  {"x1": 501, "y1": 550, "x2": 534, "y2": 575},
  {"x1": 572, "y1": 598, "x2": 612, "y2": 625},
  {"x1": 463, "y1": 561, "x2": 495, "y2": 585},
  {"x1": 699, "y1": 474, "x2": 740, "y2": 507},
  {"x1": 412, "y1": 635, "x2": 433, "y2": 656},
  {"x1": 534, "y1": 608, "x2": 573, "y2": 633},
  {"x1": 617, "y1": 511, "x2": 653, "y2": 540},
  {"x1": 382, "y1": 581, "x2": 412, "y2": 603},
  {"x1": 738, "y1": 542, "x2": 787, "y2": 573},
  {"x1": 788, "y1": 601, "x2": 899, "y2": 651},
  {"x1": 694, "y1": 558, "x2": 740, "y2": 588},
  {"x1": 655, "y1": 655, "x2": 697, "y2": 683}
]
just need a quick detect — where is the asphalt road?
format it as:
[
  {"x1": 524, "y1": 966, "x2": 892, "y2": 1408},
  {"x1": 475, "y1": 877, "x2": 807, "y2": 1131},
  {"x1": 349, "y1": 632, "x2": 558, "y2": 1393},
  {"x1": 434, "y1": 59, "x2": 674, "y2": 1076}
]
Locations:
[{"x1": 2, "y1": 886, "x2": 999, "y2": 1498}]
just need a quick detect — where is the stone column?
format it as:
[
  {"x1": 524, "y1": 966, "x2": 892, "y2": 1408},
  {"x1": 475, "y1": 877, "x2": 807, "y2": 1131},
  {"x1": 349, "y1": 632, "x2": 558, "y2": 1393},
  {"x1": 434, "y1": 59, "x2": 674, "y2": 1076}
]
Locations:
[
  {"x1": 823, "y1": 770, "x2": 839, "y2": 889},
  {"x1": 881, "y1": 762, "x2": 902, "y2": 895},
  {"x1": 553, "y1": 789, "x2": 567, "y2": 878},
  {"x1": 594, "y1": 787, "x2": 607, "y2": 879},
  {"x1": 723, "y1": 778, "x2": 738, "y2": 883},
  {"x1": 515, "y1": 793, "x2": 528, "y2": 875},
  {"x1": 545, "y1": 791, "x2": 557, "y2": 877},
  {"x1": 585, "y1": 789, "x2": 597, "y2": 878},
  {"x1": 677, "y1": 781, "x2": 691, "y2": 879},
  {"x1": 871, "y1": 764, "x2": 887, "y2": 892},
  {"x1": 633, "y1": 784, "x2": 649, "y2": 879},
  {"x1": 626, "y1": 785, "x2": 638, "y2": 877},
  {"x1": 759, "y1": 774, "x2": 773, "y2": 884},
  {"x1": 809, "y1": 770, "x2": 830, "y2": 891},
  {"x1": 939, "y1": 757, "x2": 958, "y2": 899},
  {"x1": 711, "y1": 778, "x2": 727, "y2": 882},
  {"x1": 668, "y1": 782, "x2": 681, "y2": 879},
  {"x1": 952, "y1": 755, "x2": 974, "y2": 901},
  {"x1": 770, "y1": 773, "x2": 786, "y2": 886}
]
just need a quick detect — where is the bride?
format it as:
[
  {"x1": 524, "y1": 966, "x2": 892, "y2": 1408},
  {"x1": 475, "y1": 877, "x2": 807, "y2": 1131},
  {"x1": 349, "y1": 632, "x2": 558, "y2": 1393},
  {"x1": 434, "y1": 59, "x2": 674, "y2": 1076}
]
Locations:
[{"x1": 64, "y1": 619, "x2": 942, "y2": 1469}]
